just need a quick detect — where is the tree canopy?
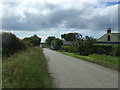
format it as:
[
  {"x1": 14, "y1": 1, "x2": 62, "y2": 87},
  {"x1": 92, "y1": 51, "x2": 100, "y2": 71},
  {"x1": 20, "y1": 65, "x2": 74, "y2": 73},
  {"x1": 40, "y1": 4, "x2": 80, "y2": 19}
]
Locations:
[
  {"x1": 2, "y1": 32, "x2": 27, "y2": 57},
  {"x1": 51, "y1": 38, "x2": 63, "y2": 49},
  {"x1": 61, "y1": 32, "x2": 82, "y2": 41},
  {"x1": 45, "y1": 36, "x2": 56, "y2": 46},
  {"x1": 23, "y1": 34, "x2": 41, "y2": 46}
]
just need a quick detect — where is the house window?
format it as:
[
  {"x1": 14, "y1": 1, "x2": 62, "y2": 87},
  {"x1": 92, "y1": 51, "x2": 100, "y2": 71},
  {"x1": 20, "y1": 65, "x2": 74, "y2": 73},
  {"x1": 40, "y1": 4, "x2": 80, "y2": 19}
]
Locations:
[{"x1": 107, "y1": 35, "x2": 111, "y2": 41}]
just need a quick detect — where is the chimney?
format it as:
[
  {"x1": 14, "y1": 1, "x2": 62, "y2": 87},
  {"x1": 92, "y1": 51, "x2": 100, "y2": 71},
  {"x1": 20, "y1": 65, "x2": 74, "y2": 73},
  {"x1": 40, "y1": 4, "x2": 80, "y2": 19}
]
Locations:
[{"x1": 107, "y1": 28, "x2": 111, "y2": 33}]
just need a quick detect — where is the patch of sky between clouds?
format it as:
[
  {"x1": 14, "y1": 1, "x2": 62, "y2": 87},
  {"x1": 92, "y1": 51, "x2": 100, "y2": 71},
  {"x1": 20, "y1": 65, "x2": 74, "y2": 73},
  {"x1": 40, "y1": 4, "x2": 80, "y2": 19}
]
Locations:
[{"x1": 105, "y1": 2, "x2": 119, "y2": 6}]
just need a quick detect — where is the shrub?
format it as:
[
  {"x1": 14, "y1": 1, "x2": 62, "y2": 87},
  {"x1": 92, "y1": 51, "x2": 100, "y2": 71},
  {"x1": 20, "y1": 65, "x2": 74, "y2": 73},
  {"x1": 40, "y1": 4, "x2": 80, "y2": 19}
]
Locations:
[
  {"x1": 112, "y1": 45, "x2": 120, "y2": 56},
  {"x1": 94, "y1": 45, "x2": 113, "y2": 55},
  {"x1": 2, "y1": 32, "x2": 27, "y2": 57},
  {"x1": 61, "y1": 46, "x2": 70, "y2": 52},
  {"x1": 69, "y1": 45, "x2": 77, "y2": 53},
  {"x1": 73, "y1": 40, "x2": 94, "y2": 56},
  {"x1": 45, "y1": 36, "x2": 56, "y2": 46},
  {"x1": 51, "y1": 38, "x2": 63, "y2": 50},
  {"x1": 95, "y1": 47, "x2": 106, "y2": 54},
  {"x1": 61, "y1": 40, "x2": 95, "y2": 56},
  {"x1": 41, "y1": 43, "x2": 48, "y2": 48},
  {"x1": 23, "y1": 34, "x2": 41, "y2": 46},
  {"x1": 23, "y1": 40, "x2": 33, "y2": 47}
]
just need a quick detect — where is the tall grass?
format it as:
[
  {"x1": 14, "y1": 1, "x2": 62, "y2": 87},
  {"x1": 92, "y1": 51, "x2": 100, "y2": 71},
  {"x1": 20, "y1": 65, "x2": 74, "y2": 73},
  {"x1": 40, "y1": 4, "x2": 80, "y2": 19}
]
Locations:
[{"x1": 3, "y1": 47, "x2": 52, "y2": 88}]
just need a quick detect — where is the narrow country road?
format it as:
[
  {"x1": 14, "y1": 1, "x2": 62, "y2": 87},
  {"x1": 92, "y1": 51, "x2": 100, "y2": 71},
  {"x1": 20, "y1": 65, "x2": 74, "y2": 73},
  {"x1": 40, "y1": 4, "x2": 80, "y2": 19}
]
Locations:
[{"x1": 43, "y1": 48, "x2": 118, "y2": 88}]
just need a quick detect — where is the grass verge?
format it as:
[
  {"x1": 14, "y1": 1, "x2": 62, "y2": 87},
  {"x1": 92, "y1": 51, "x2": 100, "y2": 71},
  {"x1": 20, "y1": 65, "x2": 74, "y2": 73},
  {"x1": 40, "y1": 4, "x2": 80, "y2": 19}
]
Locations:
[
  {"x1": 62, "y1": 52, "x2": 119, "y2": 71},
  {"x1": 3, "y1": 47, "x2": 52, "y2": 88}
]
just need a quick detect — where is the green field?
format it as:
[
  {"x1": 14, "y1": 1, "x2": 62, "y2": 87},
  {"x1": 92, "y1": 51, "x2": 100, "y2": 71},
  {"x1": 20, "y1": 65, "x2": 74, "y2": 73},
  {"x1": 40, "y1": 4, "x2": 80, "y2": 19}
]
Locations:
[
  {"x1": 3, "y1": 47, "x2": 52, "y2": 88},
  {"x1": 62, "y1": 52, "x2": 119, "y2": 71}
]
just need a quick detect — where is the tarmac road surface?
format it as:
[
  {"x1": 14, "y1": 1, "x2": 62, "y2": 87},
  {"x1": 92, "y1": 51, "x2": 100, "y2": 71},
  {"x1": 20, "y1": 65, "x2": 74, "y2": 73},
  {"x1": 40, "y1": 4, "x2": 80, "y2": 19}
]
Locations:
[{"x1": 43, "y1": 48, "x2": 118, "y2": 88}]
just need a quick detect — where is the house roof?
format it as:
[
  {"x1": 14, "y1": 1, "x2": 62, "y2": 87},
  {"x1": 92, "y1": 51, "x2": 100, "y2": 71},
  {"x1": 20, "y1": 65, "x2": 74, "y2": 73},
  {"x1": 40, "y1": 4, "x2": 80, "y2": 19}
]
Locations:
[
  {"x1": 111, "y1": 33, "x2": 120, "y2": 39},
  {"x1": 95, "y1": 29, "x2": 120, "y2": 44},
  {"x1": 97, "y1": 33, "x2": 120, "y2": 40}
]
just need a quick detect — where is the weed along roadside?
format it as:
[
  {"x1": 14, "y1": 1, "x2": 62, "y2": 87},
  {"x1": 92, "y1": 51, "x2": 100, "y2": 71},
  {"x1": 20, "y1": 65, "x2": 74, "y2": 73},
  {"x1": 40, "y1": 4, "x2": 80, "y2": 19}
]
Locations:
[
  {"x1": 2, "y1": 47, "x2": 53, "y2": 88},
  {"x1": 61, "y1": 52, "x2": 119, "y2": 71}
]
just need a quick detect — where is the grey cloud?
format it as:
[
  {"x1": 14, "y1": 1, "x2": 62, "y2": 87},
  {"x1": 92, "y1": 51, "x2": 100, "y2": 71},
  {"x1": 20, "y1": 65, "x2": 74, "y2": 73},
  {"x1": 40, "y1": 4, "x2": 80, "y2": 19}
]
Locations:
[
  {"x1": 2, "y1": 8, "x2": 82, "y2": 30},
  {"x1": 43, "y1": 2, "x2": 58, "y2": 10},
  {"x1": 2, "y1": 2, "x2": 118, "y2": 32},
  {"x1": 2, "y1": 2, "x2": 20, "y2": 7}
]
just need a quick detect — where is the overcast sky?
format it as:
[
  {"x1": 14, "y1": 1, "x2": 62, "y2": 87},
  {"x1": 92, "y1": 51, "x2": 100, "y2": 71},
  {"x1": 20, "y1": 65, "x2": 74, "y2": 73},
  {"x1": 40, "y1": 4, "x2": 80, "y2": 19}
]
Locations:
[{"x1": 1, "y1": 0, "x2": 119, "y2": 42}]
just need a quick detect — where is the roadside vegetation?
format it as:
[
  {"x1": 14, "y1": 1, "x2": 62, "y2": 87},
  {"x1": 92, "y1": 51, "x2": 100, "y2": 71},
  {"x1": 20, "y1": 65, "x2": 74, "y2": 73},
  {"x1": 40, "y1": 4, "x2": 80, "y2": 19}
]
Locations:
[
  {"x1": 2, "y1": 32, "x2": 41, "y2": 58},
  {"x1": 45, "y1": 36, "x2": 63, "y2": 50},
  {"x1": 2, "y1": 32, "x2": 52, "y2": 88},
  {"x1": 62, "y1": 52, "x2": 119, "y2": 70},
  {"x1": 3, "y1": 47, "x2": 52, "y2": 88}
]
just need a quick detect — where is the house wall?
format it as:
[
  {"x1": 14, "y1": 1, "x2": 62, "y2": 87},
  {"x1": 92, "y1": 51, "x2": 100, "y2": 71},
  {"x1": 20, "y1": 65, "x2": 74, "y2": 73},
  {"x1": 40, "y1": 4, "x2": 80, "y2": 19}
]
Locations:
[{"x1": 97, "y1": 33, "x2": 119, "y2": 42}]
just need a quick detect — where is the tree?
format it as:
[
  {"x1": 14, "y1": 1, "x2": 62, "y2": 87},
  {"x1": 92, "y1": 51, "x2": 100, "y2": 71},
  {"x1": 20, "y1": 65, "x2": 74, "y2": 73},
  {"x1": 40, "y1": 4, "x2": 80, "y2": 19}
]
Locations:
[
  {"x1": 2, "y1": 32, "x2": 27, "y2": 57},
  {"x1": 61, "y1": 32, "x2": 82, "y2": 41},
  {"x1": 83, "y1": 36, "x2": 96, "y2": 47},
  {"x1": 61, "y1": 34, "x2": 66, "y2": 40},
  {"x1": 84, "y1": 36, "x2": 96, "y2": 42},
  {"x1": 45, "y1": 36, "x2": 56, "y2": 46},
  {"x1": 23, "y1": 34, "x2": 41, "y2": 46},
  {"x1": 73, "y1": 36, "x2": 96, "y2": 56},
  {"x1": 51, "y1": 38, "x2": 63, "y2": 50}
]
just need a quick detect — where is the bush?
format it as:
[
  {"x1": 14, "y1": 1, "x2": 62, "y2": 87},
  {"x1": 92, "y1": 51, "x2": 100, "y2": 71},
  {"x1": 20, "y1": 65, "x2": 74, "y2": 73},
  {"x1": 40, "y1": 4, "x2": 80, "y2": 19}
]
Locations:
[
  {"x1": 112, "y1": 45, "x2": 120, "y2": 56},
  {"x1": 23, "y1": 34, "x2": 41, "y2": 46},
  {"x1": 73, "y1": 40, "x2": 94, "y2": 56},
  {"x1": 94, "y1": 45, "x2": 112, "y2": 55},
  {"x1": 45, "y1": 36, "x2": 56, "y2": 47},
  {"x1": 41, "y1": 43, "x2": 48, "y2": 48},
  {"x1": 61, "y1": 40, "x2": 95, "y2": 56},
  {"x1": 69, "y1": 45, "x2": 77, "y2": 53},
  {"x1": 51, "y1": 38, "x2": 63, "y2": 50},
  {"x1": 61, "y1": 45, "x2": 77, "y2": 53},
  {"x1": 61, "y1": 42, "x2": 115, "y2": 56},
  {"x1": 23, "y1": 40, "x2": 33, "y2": 47},
  {"x1": 2, "y1": 32, "x2": 27, "y2": 57},
  {"x1": 61, "y1": 46, "x2": 70, "y2": 52},
  {"x1": 95, "y1": 47, "x2": 106, "y2": 54}
]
